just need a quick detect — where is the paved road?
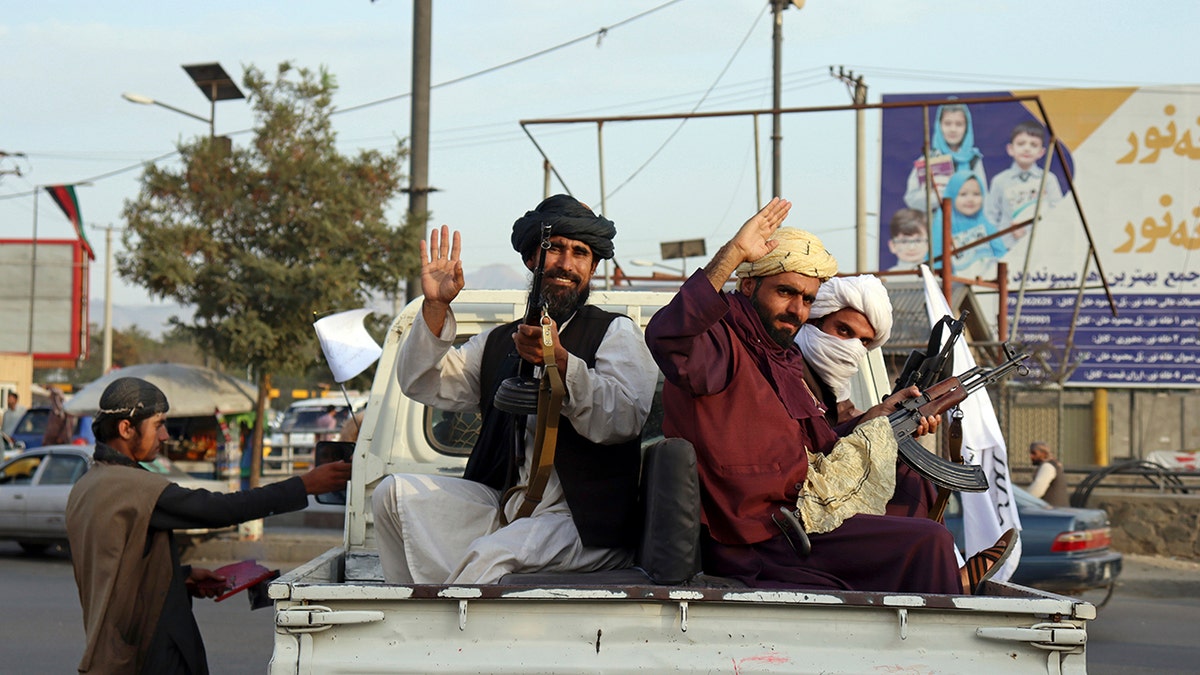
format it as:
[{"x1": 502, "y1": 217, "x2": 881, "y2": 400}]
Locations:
[
  {"x1": 5, "y1": 539, "x2": 1199, "y2": 673},
  {"x1": 2, "y1": 542, "x2": 275, "y2": 674}
]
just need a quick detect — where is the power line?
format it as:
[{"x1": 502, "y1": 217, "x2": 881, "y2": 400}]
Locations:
[
  {"x1": 3, "y1": 1, "x2": 693, "y2": 199},
  {"x1": 334, "y1": 0, "x2": 691, "y2": 116},
  {"x1": 602, "y1": 1, "x2": 770, "y2": 201}
]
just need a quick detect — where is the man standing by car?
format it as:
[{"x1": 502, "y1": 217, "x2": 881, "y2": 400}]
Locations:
[
  {"x1": 66, "y1": 377, "x2": 351, "y2": 674},
  {"x1": 2, "y1": 391, "x2": 26, "y2": 437},
  {"x1": 42, "y1": 387, "x2": 73, "y2": 445},
  {"x1": 1027, "y1": 441, "x2": 1069, "y2": 506}
]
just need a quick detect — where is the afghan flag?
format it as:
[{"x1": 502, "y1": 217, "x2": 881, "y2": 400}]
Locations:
[{"x1": 45, "y1": 184, "x2": 94, "y2": 260}]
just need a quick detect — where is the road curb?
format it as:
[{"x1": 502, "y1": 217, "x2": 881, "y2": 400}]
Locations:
[{"x1": 186, "y1": 530, "x2": 341, "y2": 569}]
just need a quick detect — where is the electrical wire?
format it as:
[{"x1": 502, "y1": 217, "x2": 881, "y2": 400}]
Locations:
[
  {"x1": 2, "y1": 1, "x2": 692, "y2": 199},
  {"x1": 601, "y1": 2, "x2": 770, "y2": 201},
  {"x1": 334, "y1": 0, "x2": 690, "y2": 116}
]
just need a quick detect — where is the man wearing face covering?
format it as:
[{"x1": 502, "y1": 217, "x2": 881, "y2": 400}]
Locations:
[
  {"x1": 372, "y1": 194, "x2": 657, "y2": 585},
  {"x1": 794, "y1": 275, "x2": 938, "y2": 518},
  {"x1": 66, "y1": 377, "x2": 351, "y2": 674},
  {"x1": 646, "y1": 199, "x2": 1013, "y2": 594}
]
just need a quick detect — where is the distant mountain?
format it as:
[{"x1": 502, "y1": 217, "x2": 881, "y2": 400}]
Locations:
[
  {"x1": 466, "y1": 263, "x2": 527, "y2": 290},
  {"x1": 89, "y1": 300, "x2": 192, "y2": 339}
]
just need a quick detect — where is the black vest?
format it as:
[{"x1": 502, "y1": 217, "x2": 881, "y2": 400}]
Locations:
[{"x1": 464, "y1": 305, "x2": 643, "y2": 549}]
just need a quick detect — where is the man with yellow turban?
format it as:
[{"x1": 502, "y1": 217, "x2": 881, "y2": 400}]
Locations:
[{"x1": 646, "y1": 198, "x2": 1011, "y2": 594}]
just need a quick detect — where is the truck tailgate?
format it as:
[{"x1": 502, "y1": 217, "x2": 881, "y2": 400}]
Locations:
[{"x1": 270, "y1": 550, "x2": 1091, "y2": 674}]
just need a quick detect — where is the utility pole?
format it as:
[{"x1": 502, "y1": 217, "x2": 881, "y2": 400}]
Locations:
[
  {"x1": 96, "y1": 224, "x2": 120, "y2": 374},
  {"x1": 771, "y1": 0, "x2": 785, "y2": 197},
  {"x1": 406, "y1": 0, "x2": 433, "y2": 302},
  {"x1": 832, "y1": 66, "x2": 868, "y2": 272},
  {"x1": 771, "y1": 1, "x2": 805, "y2": 198}
]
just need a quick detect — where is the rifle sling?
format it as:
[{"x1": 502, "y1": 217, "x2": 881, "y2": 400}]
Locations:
[
  {"x1": 929, "y1": 410, "x2": 964, "y2": 522},
  {"x1": 501, "y1": 319, "x2": 566, "y2": 524}
]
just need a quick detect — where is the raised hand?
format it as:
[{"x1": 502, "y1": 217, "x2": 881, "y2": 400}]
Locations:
[
  {"x1": 703, "y1": 197, "x2": 793, "y2": 290},
  {"x1": 420, "y1": 225, "x2": 465, "y2": 306},
  {"x1": 730, "y1": 197, "x2": 792, "y2": 264}
]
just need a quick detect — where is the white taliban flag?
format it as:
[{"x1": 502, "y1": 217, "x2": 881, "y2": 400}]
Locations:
[
  {"x1": 313, "y1": 308, "x2": 384, "y2": 383},
  {"x1": 920, "y1": 265, "x2": 1022, "y2": 581}
]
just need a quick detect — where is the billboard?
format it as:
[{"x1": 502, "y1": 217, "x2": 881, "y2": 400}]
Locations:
[
  {"x1": 880, "y1": 86, "x2": 1200, "y2": 387},
  {"x1": 0, "y1": 239, "x2": 90, "y2": 366}
]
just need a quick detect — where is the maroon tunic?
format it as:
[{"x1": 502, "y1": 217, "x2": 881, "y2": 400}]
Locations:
[{"x1": 646, "y1": 272, "x2": 961, "y2": 594}]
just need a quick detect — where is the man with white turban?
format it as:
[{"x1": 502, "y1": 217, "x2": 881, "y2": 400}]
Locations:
[
  {"x1": 795, "y1": 275, "x2": 938, "y2": 519},
  {"x1": 645, "y1": 198, "x2": 979, "y2": 594},
  {"x1": 795, "y1": 274, "x2": 893, "y2": 402}
]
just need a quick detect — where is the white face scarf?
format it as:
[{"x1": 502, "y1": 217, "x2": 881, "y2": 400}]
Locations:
[{"x1": 794, "y1": 323, "x2": 867, "y2": 399}]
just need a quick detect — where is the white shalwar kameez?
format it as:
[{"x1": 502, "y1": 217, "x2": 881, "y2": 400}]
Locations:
[{"x1": 372, "y1": 307, "x2": 657, "y2": 584}]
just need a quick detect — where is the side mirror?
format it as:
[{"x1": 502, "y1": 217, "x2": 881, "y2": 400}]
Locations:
[{"x1": 313, "y1": 441, "x2": 354, "y2": 506}]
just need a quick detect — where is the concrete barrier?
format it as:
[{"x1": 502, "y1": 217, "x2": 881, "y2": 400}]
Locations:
[{"x1": 1082, "y1": 491, "x2": 1200, "y2": 560}]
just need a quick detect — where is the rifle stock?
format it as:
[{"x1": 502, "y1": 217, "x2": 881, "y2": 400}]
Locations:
[{"x1": 888, "y1": 344, "x2": 1030, "y2": 493}]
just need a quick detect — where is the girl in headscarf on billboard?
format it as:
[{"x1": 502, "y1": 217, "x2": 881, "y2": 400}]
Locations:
[
  {"x1": 931, "y1": 170, "x2": 1007, "y2": 278},
  {"x1": 903, "y1": 103, "x2": 988, "y2": 211}
]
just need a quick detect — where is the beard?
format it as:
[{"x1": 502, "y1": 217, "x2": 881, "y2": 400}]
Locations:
[
  {"x1": 750, "y1": 293, "x2": 802, "y2": 349},
  {"x1": 535, "y1": 271, "x2": 590, "y2": 324}
]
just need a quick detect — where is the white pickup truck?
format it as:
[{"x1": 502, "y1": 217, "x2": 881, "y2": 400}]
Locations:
[{"x1": 268, "y1": 289, "x2": 1094, "y2": 674}]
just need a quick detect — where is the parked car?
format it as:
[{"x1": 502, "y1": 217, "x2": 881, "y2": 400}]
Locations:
[
  {"x1": 267, "y1": 396, "x2": 367, "y2": 472},
  {"x1": 8, "y1": 407, "x2": 95, "y2": 450},
  {"x1": 943, "y1": 485, "x2": 1123, "y2": 595},
  {"x1": 0, "y1": 445, "x2": 230, "y2": 554}
]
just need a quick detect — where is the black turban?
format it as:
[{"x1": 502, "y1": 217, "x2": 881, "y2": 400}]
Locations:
[
  {"x1": 510, "y1": 194, "x2": 616, "y2": 261},
  {"x1": 94, "y1": 377, "x2": 170, "y2": 426}
]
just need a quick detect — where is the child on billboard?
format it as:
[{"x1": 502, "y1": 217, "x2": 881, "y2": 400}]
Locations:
[
  {"x1": 886, "y1": 208, "x2": 930, "y2": 272},
  {"x1": 903, "y1": 103, "x2": 988, "y2": 211},
  {"x1": 985, "y1": 120, "x2": 1064, "y2": 244},
  {"x1": 931, "y1": 170, "x2": 1007, "y2": 278}
]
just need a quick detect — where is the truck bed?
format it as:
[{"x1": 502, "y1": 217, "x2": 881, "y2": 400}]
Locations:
[{"x1": 269, "y1": 547, "x2": 1092, "y2": 674}]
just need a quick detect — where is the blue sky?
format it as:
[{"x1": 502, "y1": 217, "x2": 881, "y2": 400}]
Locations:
[{"x1": 2, "y1": 0, "x2": 1198, "y2": 310}]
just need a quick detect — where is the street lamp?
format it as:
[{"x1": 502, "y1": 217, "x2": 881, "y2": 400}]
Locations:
[
  {"x1": 123, "y1": 61, "x2": 245, "y2": 138},
  {"x1": 122, "y1": 92, "x2": 213, "y2": 133}
]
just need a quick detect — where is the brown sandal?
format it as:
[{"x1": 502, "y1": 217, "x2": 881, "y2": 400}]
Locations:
[{"x1": 962, "y1": 528, "x2": 1017, "y2": 595}]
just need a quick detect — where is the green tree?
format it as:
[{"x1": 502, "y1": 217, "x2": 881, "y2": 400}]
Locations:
[{"x1": 120, "y1": 62, "x2": 419, "y2": 484}]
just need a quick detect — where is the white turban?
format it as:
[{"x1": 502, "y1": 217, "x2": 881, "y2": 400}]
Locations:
[
  {"x1": 735, "y1": 227, "x2": 838, "y2": 281},
  {"x1": 808, "y1": 274, "x2": 893, "y2": 350}
]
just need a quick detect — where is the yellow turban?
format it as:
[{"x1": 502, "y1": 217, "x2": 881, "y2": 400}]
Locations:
[{"x1": 734, "y1": 227, "x2": 839, "y2": 281}]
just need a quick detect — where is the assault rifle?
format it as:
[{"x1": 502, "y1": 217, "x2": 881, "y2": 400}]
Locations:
[
  {"x1": 889, "y1": 343, "x2": 1030, "y2": 492},
  {"x1": 893, "y1": 311, "x2": 967, "y2": 394},
  {"x1": 494, "y1": 222, "x2": 553, "y2": 416}
]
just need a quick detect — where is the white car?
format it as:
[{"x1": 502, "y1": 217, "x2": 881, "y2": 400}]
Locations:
[
  {"x1": 267, "y1": 396, "x2": 367, "y2": 473},
  {"x1": 0, "y1": 444, "x2": 230, "y2": 554}
]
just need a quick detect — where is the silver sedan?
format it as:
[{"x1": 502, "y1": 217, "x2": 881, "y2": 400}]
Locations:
[{"x1": 0, "y1": 444, "x2": 230, "y2": 554}]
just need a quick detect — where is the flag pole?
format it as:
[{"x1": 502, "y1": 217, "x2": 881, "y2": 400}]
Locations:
[
  {"x1": 338, "y1": 383, "x2": 360, "y2": 436},
  {"x1": 27, "y1": 186, "x2": 39, "y2": 354}
]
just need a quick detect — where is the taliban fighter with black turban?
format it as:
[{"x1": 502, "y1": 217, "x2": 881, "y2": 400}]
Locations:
[
  {"x1": 66, "y1": 377, "x2": 350, "y2": 674},
  {"x1": 372, "y1": 194, "x2": 658, "y2": 585}
]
